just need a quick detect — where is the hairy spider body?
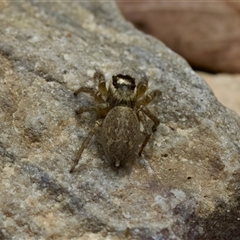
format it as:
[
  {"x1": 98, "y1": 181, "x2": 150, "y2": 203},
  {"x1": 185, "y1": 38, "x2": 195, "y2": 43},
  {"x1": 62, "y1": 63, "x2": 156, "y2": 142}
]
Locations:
[
  {"x1": 100, "y1": 106, "x2": 140, "y2": 168},
  {"x1": 70, "y1": 71, "x2": 160, "y2": 172}
]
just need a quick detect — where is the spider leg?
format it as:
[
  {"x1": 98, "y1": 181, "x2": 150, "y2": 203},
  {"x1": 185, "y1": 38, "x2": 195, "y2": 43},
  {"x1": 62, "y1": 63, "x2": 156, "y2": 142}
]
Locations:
[
  {"x1": 70, "y1": 119, "x2": 103, "y2": 173},
  {"x1": 74, "y1": 70, "x2": 108, "y2": 104},
  {"x1": 96, "y1": 103, "x2": 111, "y2": 119},
  {"x1": 136, "y1": 78, "x2": 148, "y2": 99},
  {"x1": 137, "y1": 90, "x2": 161, "y2": 107},
  {"x1": 74, "y1": 86, "x2": 95, "y2": 97},
  {"x1": 136, "y1": 105, "x2": 159, "y2": 156},
  {"x1": 75, "y1": 106, "x2": 96, "y2": 115},
  {"x1": 138, "y1": 134, "x2": 151, "y2": 156},
  {"x1": 137, "y1": 110, "x2": 152, "y2": 157},
  {"x1": 138, "y1": 105, "x2": 160, "y2": 132},
  {"x1": 75, "y1": 103, "x2": 110, "y2": 117},
  {"x1": 94, "y1": 71, "x2": 108, "y2": 97},
  {"x1": 74, "y1": 86, "x2": 105, "y2": 104}
]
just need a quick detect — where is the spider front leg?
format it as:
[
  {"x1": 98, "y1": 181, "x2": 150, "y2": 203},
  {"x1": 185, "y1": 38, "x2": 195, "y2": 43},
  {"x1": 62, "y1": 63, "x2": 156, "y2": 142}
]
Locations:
[
  {"x1": 94, "y1": 70, "x2": 108, "y2": 99},
  {"x1": 137, "y1": 89, "x2": 162, "y2": 108},
  {"x1": 74, "y1": 70, "x2": 108, "y2": 104},
  {"x1": 74, "y1": 86, "x2": 104, "y2": 104},
  {"x1": 70, "y1": 119, "x2": 103, "y2": 173},
  {"x1": 136, "y1": 78, "x2": 148, "y2": 99}
]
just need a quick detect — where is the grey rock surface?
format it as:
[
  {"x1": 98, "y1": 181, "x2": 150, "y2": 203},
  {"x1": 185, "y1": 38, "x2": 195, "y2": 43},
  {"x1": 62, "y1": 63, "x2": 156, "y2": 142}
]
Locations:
[{"x1": 0, "y1": 1, "x2": 240, "y2": 239}]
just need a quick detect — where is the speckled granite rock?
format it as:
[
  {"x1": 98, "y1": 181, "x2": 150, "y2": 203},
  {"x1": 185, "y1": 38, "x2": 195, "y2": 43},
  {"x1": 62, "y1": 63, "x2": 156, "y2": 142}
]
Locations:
[{"x1": 0, "y1": 1, "x2": 240, "y2": 240}]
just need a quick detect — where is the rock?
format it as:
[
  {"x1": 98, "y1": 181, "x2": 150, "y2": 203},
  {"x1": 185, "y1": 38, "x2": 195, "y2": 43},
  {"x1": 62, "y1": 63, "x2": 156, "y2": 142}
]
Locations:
[
  {"x1": 0, "y1": 1, "x2": 240, "y2": 240},
  {"x1": 199, "y1": 72, "x2": 240, "y2": 116},
  {"x1": 117, "y1": 0, "x2": 240, "y2": 73}
]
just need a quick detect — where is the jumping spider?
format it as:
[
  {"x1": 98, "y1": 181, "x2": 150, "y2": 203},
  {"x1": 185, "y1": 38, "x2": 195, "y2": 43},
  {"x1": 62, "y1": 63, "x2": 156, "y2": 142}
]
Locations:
[{"x1": 70, "y1": 70, "x2": 161, "y2": 172}]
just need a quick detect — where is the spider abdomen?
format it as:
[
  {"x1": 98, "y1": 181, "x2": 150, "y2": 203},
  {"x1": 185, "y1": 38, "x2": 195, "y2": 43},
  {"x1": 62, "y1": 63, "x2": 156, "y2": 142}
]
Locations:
[{"x1": 100, "y1": 106, "x2": 140, "y2": 168}]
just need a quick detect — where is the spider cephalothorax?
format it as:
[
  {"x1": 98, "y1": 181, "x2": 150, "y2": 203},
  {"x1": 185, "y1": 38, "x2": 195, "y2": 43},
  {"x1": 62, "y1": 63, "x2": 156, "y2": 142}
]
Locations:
[
  {"x1": 70, "y1": 70, "x2": 161, "y2": 172},
  {"x1": 109, "y1": 74, "x2": 137, "y2": 107}
]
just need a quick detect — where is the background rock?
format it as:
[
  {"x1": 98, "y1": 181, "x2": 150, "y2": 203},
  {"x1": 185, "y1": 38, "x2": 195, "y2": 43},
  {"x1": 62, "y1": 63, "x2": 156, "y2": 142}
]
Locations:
[
  {"x1": 117, "y1": 0, "x2": 240, "y2": 73},
  {"x1": 0, "y1": 1, "x2": 240, "y2": 240},
  {"x1": 199, "y1": 72, "x2": 240, "y2": 116}
]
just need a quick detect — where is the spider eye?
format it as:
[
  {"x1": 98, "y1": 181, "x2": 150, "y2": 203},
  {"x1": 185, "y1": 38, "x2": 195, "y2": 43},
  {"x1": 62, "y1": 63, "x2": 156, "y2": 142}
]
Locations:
[{"x1": 113, "y1": 74, "x2": 136, "y2": 91}]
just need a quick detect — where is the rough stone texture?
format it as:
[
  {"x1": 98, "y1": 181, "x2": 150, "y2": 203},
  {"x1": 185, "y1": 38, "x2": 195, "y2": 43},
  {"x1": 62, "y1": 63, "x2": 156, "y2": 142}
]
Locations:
[
  {"x1": 199, "y1": 72, "x2": 240, "y2": 116},
  {"x1": 117, "y1": 0, "x2": 240, "y2": 73},
  {"x1": 0, "y1": 1, "x2": 240, "y2": 240}
]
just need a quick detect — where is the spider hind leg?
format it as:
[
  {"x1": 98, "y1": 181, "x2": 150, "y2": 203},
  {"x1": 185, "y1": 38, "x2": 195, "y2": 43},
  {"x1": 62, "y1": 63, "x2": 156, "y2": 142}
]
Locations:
[{"x1": 70, "y1": 119, "x2": 103, "y2": 173}]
